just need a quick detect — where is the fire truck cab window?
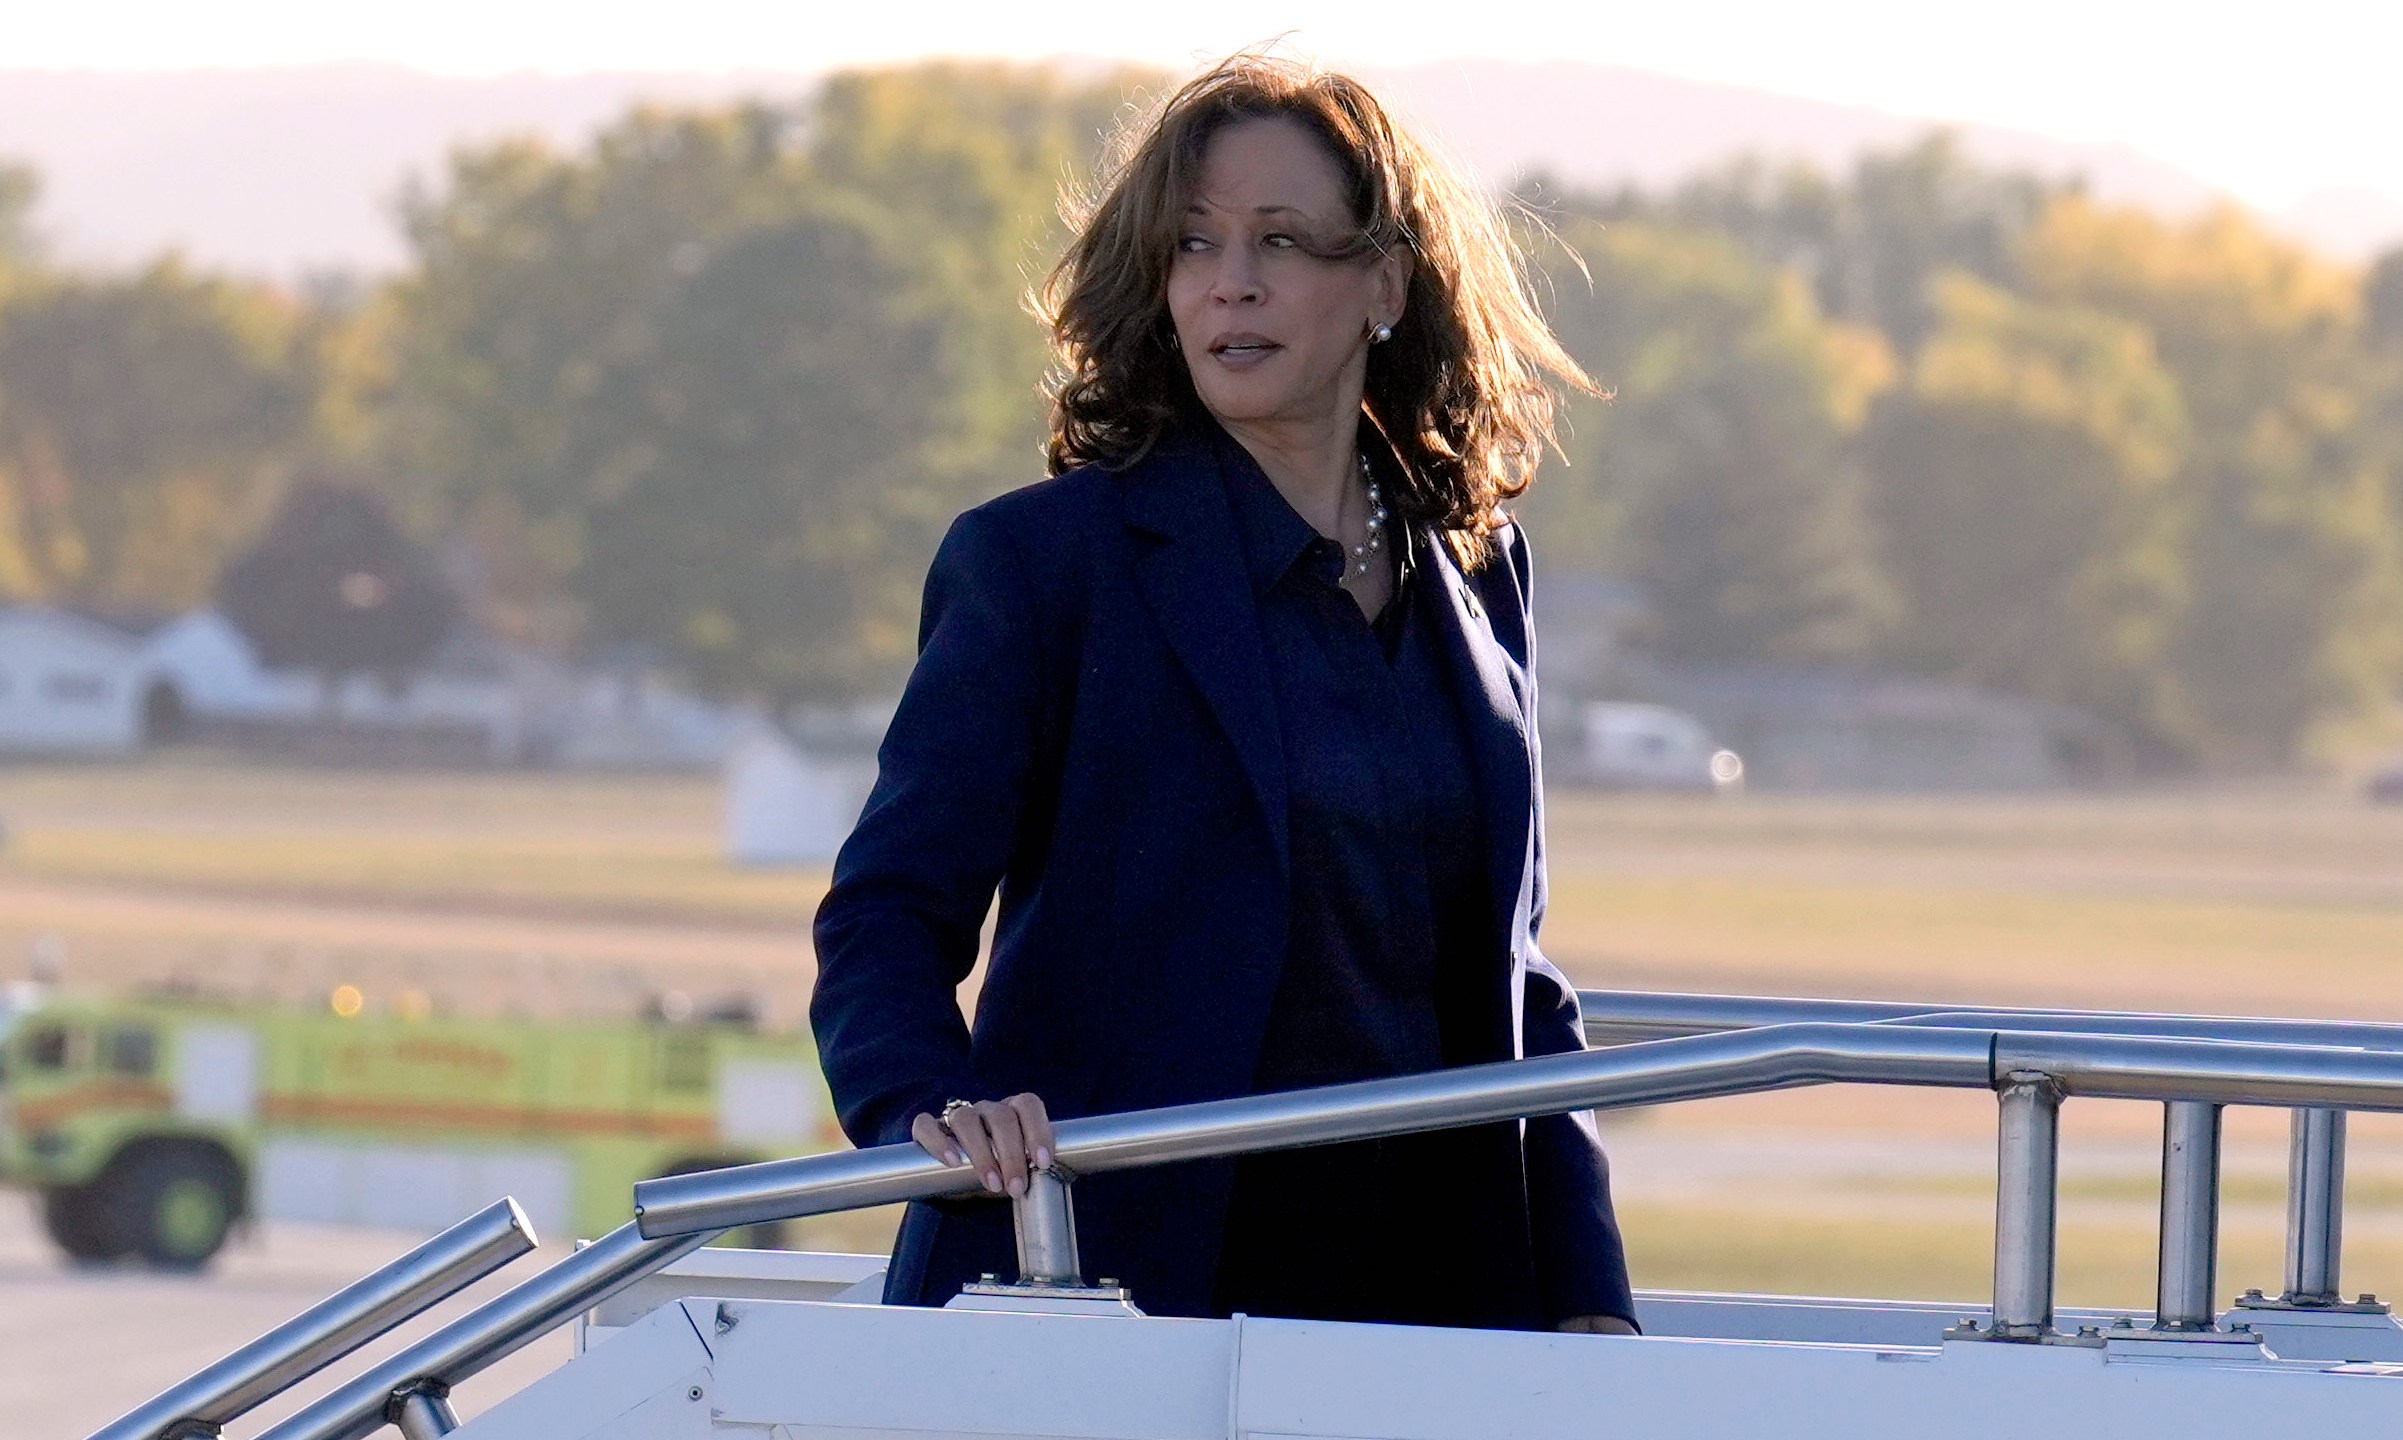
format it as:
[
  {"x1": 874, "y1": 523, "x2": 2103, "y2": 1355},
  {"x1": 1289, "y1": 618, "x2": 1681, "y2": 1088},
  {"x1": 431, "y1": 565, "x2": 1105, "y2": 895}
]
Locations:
[
  {"x1": 102, "y1": 1026, "x2": 159, "y2": 1077},
  {"x1": 25, "y1": 1025, "x2": 76, "y2": 1072}
]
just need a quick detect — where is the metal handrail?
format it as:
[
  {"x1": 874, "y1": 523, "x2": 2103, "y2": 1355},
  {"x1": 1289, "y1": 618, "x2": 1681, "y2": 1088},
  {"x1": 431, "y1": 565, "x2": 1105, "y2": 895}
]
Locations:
[
  {"x1": 250, "y1": 1223, "x2": 717, "y2": 1440},
  {"x1": 636, "y1": 1022, "x2": 1996, "y2": 1238},
  {"x1": 91, "y1": 1198, "x2": 536, "y2": 1440},
  {"x1": 1574, "y1": 987, "x2": 2403, "y2": 1050},
  {"x1": 246, "y1": 1023, "x2": 1993, "y2": 1440},
  {"x1": 631, "y1": 1022, "x2": 2403, "y2": 1241},
  {"x1": 1575, "y1": 987, "x2": 2394, "y2": 1311},
  {"x1": 196, "y1": 1020, "x2": 2403, "y2": 1440}
]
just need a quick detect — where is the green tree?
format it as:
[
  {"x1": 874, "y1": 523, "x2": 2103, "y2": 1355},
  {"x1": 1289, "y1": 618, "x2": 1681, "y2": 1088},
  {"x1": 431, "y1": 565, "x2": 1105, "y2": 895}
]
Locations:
[
  {"x1": 571, "y1": 206, "x2": 953, "y2": 698},
  {"x1": 796, "y1": 63, "x2": 1154, "y2": 573},
  {"x1": 2365, "y1": 248, "x2": 2403, "y2": 353},
  {"x1": 2020, "y1": 198, "x2": 2403, "y2": 763},
  {"x1": 1535, "y1": 221, "x2": 1895, "y2": 665},
  {"x1": 387, "y1": 105, "x2": 812, "y2": 528},
  {"x1": 217, "y1": 477, "x2": 457, "y2": 694},
  {"x1": 0, "y1": 162, "x2": 36, "y2": 267},
  {"x1": 382, "y1": 65, "x2": 1146, "y2": 702},
  {"x1": 0, "y1": 259, "x2": 309, "y2": 609},
  {"x1": 1569, "y1": 134, "x2": 2058, "y2": 351},
  {"x1": 1864, "y1": 273, "x2": 2194, "y2": 750}
]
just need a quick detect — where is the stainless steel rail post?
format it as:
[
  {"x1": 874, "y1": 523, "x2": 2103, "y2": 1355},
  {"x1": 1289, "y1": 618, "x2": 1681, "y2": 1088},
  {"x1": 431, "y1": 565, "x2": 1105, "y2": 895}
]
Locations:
[
  {"x1": 2284, "y1": 1106, "x2": 2347, "y2": 1306},
  {"x1": 1990, "y1": 1072, "x2": 2063, "y2": 1339},
  {"x1": 2154, "y1": 1101, "x2": 2223, "y2": 1330},
  {"x1": 87, "y1": 1198, "x2": 536, "y2": 1440},
  {"x1": 1013, "y1": 1167, "x2": 1083, "y2": 1285},
  {"x1": 1575, "y1": 991, "x2": 2400, "y2": 1322},
  {"x1": 389, "y1": 1391, "x2": 456, "y2": 1440}
]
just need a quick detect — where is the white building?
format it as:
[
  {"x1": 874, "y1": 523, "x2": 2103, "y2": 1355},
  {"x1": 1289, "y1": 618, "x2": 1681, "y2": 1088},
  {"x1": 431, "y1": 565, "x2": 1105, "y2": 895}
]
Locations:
[
  {"x1": 553, "y1": 654, "x2": 745, "y2": 771},
  {"x1": 5, "y1": 604, "x2": 748, "y2": 770},
  {"x1": 0, "y1": 608, "x2": 154, "y2": 756},
  {"x1": 322, "y1": 626, "x2": 568, "y2": 764},
  {"x1": 144, "y1": 608, "x2": 574, "y2": 764},
  {"x1": 723, "y1": 723, "x2": 875, "y2": 865},
  {"x1": 143, "y1": 609, "x2": 318, "y2": 722}
]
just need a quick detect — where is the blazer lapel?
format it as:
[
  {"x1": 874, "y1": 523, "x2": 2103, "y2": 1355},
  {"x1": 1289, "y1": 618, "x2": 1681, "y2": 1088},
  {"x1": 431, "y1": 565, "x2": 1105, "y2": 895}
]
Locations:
[
  {"x1": 1424, "y1": 533, "x2": 1535, "y2": 951},
  {"x1": 1121, "y1": 435, "x2": 1290, "y2": 875}
]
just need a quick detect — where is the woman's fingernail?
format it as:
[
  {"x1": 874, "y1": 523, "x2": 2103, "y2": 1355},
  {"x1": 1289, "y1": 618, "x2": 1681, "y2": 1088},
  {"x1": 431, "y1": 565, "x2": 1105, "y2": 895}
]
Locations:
[
  {"x1": 984, "y1": 1170, "x2": 1001, "y2": 1193},
  {"x1": 944, "y1": 1149, "x2": 963, "y2": 1165},
  {"x1": 1036, "y1": 1147, "x2": 1053, "y2": 1168},
  {"x1": 1007, "y1": 1175, "x2": 1026, "y2": 1198}
]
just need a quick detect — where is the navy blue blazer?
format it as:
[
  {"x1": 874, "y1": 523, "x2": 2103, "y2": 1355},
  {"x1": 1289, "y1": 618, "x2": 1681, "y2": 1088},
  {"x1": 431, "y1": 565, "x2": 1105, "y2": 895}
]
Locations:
[{"x1": 810, "y1": 422, "x2": 1635, "y2": 1325}]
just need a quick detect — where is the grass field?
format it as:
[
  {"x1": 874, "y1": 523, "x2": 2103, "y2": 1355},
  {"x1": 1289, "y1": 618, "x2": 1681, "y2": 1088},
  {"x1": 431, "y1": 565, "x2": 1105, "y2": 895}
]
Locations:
[{"x1": 7, "y1": 756, "x2": 2403, "y2": 1308}]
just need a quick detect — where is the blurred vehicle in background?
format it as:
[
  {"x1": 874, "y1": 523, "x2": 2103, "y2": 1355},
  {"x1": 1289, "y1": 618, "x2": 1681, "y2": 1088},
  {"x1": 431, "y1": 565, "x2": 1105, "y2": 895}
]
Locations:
[
  {"x1": 1573, "y1": 703, "x2": 1744, "y2": 794},
  {"x1": 0, "y1": 978, "x2": 837, "y2": 1269},
  {"x1": 2367, "y1": 759, "x2": 2403, "y2": 805}
]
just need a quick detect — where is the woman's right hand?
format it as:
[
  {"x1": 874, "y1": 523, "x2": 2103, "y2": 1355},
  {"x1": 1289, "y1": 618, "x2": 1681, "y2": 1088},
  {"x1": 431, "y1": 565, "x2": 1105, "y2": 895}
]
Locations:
[{"x1": 911, "y1": 1093, "x2": 1056, "y2": 1198}]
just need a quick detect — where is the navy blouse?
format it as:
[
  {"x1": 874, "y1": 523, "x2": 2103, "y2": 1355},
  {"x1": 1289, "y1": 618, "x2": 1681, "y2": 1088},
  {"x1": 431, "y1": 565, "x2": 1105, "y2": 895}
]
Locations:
[
  {"x1": 1210, "y1": 435, "x2": 1541, "y2": 1330},
  {"x1": 1217, "y1": 434, "x2": 1496, "y2": 1090}
]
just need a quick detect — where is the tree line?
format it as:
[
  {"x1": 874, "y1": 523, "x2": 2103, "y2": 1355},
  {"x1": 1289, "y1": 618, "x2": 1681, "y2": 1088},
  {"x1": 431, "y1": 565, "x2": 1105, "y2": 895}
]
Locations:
[
  {"x1": 1530, "y1": 143, "x2": 2403, "y2": 766},
  {"x1": 2, "y1": 66, "x2": 2400, "y2": 768}
]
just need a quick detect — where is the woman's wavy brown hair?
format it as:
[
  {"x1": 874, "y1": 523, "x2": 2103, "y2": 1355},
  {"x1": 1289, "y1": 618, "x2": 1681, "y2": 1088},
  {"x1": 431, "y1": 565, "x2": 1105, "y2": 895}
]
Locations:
[{"x1": 1040, "y1": 53, "x2": 1598, "y2": 568}]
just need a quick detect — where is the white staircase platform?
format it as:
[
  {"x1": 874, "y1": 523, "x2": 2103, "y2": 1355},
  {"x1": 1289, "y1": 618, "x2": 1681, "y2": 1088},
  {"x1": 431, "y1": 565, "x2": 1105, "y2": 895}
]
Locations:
[{"x1": 443, "y1": 1249, "x2": 2403, "y2": 1440}]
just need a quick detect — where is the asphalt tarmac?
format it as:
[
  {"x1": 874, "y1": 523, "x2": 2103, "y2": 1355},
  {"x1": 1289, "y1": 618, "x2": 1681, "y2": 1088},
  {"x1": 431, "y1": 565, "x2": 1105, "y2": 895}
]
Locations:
[{"x1": 0, "y1": 1190, "x2": 575, "y2": 1440}]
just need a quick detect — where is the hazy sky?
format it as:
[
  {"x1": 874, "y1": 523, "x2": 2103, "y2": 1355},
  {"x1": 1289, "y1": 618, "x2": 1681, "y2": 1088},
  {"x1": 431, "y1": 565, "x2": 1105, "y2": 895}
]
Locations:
[{"x1": 14, "y1": 0, "x2": 2400, "y2": 211}]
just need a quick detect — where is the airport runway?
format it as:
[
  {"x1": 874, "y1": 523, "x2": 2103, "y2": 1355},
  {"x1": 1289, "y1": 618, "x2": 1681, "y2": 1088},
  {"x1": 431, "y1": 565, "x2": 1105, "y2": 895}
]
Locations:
[{"x1": 0, "y1": 1191, "x2": 574, "y2": 1440}]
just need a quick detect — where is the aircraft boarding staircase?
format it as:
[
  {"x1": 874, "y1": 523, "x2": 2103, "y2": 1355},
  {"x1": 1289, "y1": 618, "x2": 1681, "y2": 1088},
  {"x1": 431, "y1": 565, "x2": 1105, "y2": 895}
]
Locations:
[{"x1": 90, "y1": 992, "x2": 2403, "y2": 1440}]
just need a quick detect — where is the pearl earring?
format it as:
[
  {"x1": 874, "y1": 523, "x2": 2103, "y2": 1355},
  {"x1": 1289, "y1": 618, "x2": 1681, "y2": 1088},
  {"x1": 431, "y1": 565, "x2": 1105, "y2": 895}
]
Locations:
[{"x1": 1370, "y1": 322, "x2": 1394, "y2": 345}]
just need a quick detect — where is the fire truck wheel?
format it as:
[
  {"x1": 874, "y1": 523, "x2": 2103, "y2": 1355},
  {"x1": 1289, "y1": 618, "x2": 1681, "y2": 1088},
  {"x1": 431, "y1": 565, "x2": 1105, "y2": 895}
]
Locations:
[
  {"x1": 40, "y1": 1184, "x2": 131, "y2": 1263},
  {"x1": 115, "y1": 1145, "x2": 242, "y2": 1270}
]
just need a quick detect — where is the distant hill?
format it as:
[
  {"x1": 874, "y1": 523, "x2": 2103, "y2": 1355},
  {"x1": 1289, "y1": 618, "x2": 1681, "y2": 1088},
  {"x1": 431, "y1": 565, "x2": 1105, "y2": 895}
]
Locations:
[{"x1": 2, "y1": 60, "x2": 2394, "y2": 280}]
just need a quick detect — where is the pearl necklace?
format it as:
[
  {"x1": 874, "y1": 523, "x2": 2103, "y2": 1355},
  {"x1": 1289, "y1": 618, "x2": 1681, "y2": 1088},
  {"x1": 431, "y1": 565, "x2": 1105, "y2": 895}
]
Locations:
[{"x1": 1347, "y1": 452, "x2": 1387, "y2": 580}]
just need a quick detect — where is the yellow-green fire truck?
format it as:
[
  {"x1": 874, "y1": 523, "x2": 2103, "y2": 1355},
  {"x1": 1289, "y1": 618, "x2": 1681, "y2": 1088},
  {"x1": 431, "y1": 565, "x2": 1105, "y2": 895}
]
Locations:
[{"x1": 0, "y1": 981, "x2": 841, "y2": 1268}]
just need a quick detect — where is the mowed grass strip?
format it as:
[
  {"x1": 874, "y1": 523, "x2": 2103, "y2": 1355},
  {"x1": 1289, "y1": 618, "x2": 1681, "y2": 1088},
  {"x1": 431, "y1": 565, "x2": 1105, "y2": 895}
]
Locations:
[
  {"x1": 0, "y1": 757, "x2": 730, "y2": 831},
  {"x1": 7, "y1": 824, "x2": 826, "y2": 926},
  {"x1": 9, "y1": 762, "x2": 2403, "y2": 1021},
  {"x1": 1549, "y1": 790, "x2": 2403, "y2": 878},
  {"x1": 0, "y1": 760, "x2": 828, "y2": 925},
  {"x1": 1541, "y1": 871, "x2": 2403, "y2": 1017}
]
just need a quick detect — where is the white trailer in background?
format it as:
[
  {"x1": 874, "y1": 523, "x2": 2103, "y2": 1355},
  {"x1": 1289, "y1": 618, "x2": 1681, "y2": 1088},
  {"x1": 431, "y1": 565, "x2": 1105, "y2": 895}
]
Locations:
[
  {"x1": 0, "y1": 606, "x2": 153, "y2": 756},
  {"x1": 87, "y1": 990, "x2": 2403, "y2": 1440}
]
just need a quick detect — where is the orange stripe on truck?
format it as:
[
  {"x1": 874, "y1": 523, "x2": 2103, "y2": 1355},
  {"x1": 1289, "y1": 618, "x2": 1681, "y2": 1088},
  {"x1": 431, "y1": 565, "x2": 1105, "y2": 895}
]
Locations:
[
  {"x1": 259, "y1": 1094, "x2": 718, "y2": 1140},
  {"x1": 15, "y1": 1080, "x2": 174, "y2": 1131}
]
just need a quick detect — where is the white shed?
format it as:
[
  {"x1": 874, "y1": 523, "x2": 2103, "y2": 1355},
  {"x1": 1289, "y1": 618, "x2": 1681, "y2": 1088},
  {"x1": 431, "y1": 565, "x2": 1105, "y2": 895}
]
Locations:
[
  {"x1": 143, "y1": 609, "x2": 318, "y2": 722},
  {"x1": 0, "y1": 608, "x2": 152, "y2": 756},
  {"x1": 723, "y1": 725, "x2": 874, "y2": 866},
  {"x1": 555, "y1": 662, "x2": 742, "y2": 771},
  {"x1": 145, "y1": 609, "x2": 572, "y2": 764}
]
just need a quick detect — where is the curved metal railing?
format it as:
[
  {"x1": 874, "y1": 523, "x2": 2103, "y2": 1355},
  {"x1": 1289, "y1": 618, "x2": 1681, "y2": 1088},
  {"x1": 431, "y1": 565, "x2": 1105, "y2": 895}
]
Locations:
[
  {"x1": 86, "y1": 1198, "x2": 537, "y2": 1440},
  {"x1": 633, "y1": 1021, "x2": 1998, "y2": 1237},
  {"x1": 1576, "y1": 987, "x2": 2400, "y2": 1311},
  {"x1": 101, "y1": 999, "x2": 2403, "y2": 1440},
  {"x1": 1574, "y1": 987, "x2": 2403, "y2": 1051}
]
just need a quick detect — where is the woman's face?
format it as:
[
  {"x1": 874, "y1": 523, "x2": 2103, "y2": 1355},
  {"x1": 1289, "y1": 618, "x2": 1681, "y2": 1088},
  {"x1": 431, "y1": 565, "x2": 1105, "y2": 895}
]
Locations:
[{"x1": 1166, "y1": 117, "x2": 1409, "y2": 435}]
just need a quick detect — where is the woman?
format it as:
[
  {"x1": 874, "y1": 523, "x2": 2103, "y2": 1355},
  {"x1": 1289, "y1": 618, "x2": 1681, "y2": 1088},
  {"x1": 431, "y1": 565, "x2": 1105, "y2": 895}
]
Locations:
[{"x1": 810, "y1": 54, "x2": 1636, "y2": 1335}]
